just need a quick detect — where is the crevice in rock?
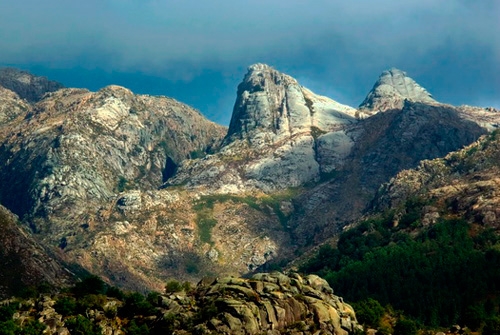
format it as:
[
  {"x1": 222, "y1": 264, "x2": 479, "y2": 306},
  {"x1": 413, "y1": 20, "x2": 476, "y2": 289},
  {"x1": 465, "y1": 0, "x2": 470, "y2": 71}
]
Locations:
[{"x1": 162, "y1": 156, "x2": 178, "y2": 183}]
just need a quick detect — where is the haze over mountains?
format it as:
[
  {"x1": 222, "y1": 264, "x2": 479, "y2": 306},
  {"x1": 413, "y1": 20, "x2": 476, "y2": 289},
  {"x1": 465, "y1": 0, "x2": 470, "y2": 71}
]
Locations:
[{"x1": 1, "y1": 64, "x2": 499, "y2": 297}]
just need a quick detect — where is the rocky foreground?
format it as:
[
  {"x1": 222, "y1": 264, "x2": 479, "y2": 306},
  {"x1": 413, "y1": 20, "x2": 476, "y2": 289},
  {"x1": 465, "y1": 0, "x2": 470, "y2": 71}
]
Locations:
[{"x1": 2, "y1": 272, "x2": 361, "y2": 335}]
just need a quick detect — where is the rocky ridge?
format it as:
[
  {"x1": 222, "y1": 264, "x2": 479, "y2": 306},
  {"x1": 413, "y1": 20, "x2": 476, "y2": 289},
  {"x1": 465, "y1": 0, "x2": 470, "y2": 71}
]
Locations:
[{"x1": 0, "y1": 82, "x2": 227, "y2": 290}]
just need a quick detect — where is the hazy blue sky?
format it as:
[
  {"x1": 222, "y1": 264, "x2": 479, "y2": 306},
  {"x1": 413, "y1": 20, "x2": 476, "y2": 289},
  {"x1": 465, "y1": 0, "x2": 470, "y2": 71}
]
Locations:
[{"x1": 1, "y1": 0, "x2": 499, "y2": 125}]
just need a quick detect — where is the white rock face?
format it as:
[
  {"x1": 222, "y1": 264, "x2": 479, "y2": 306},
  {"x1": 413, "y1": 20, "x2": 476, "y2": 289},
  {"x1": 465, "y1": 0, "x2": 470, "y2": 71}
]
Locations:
[
  {"x1": 316, "y1": 130, "x2": 356, "y2": 174},
  {"x1": 168, "y1": 64, "x2": 358, "y2": 192},
  {"x1": 359, "y1": 68, "x2": 436, "y2": 114}
]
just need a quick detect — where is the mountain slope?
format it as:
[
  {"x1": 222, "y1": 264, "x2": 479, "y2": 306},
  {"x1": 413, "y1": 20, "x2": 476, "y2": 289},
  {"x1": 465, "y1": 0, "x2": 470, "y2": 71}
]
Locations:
[
  {"x1": 288, "y1": 97, "x2": 487, "y2": 246},
  {"x1": 0, "y1": 205, "x2": 74, "y2": 298},
  {"x1": 375, "y1": 130, "x2": 500, "y2": 229}
]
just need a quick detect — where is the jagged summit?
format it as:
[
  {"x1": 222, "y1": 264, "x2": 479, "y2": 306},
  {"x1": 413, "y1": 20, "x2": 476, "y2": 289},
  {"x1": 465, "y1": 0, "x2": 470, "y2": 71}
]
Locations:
[
  {"x1": 224, "y1": 63, "x2": 356, "y2": 146},
  {"x1": 359, "y1": 68, "x2": 436, "y2": 113}
]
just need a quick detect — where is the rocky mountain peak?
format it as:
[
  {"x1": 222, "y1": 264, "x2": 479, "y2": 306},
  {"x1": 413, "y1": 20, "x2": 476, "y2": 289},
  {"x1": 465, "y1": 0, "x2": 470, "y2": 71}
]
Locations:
[
  {"x1": 224, "y1": 63, "x2": 302, "y2": 144},
  {"x1": 0, "y1": 67, "x2": 64, "y2": 102},
  {"x1": 359, "y1": 68, "x2": 436, "y2": 113},
  {"x1": 224, "y1": 63, "x2": 356, "y2": 147}
]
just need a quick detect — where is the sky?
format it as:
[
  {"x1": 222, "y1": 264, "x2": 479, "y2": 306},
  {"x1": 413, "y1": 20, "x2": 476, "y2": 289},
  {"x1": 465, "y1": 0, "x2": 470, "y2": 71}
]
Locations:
[{"x1": 0, "y1": 0, "x2": 499, "y2": 125}]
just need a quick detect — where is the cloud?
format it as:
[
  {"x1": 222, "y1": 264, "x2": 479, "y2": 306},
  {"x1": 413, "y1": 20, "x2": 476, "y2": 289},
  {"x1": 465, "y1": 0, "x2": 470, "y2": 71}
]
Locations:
[{"x1": 1, "y1": 0, "x2": 499, "y2": 123}]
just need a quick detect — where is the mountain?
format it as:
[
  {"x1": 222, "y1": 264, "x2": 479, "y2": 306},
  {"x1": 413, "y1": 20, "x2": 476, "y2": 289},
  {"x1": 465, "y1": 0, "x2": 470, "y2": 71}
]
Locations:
[
  {"x1": 0, "y1": 82, "x2": 226, "y2": 290},
  {"x1": 0, "y1": 67, "x2": 64, "y2": 102},
  {"x1": 168, "y1": 63, "x2": 357, "y2": 192},
  {"x1": 0, "y1": 64, "x2": 498, "y2": 293}
]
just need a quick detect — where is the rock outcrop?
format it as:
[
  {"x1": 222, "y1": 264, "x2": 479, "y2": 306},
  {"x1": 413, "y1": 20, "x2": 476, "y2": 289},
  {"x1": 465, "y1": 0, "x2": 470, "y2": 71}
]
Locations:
[
  {"x1": 0, "y1": 67, "x2": 64, "y2": 102},
  {"x1": 5, "y1": 272, "x2": 362, "y2": 335},
  {"x1": 0, "y1": 85, "x2": 31, "y2": 125},
  {"x1": 358, "y1": 68, "x2": 436, "y2": 115},
  {"x1": 186, "y1": 272, "x2": 362, "y2": 335}
]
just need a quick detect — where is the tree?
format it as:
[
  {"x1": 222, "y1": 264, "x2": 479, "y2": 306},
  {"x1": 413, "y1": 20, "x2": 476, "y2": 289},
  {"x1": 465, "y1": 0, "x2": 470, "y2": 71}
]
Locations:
[{"x1": 353, "y1": 298, "x2": 385, "y2": 328}]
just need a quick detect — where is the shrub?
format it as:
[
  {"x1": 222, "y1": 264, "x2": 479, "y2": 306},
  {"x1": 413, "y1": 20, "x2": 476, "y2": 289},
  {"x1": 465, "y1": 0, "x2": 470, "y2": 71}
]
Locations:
[
  {"x1": 483, "y1": 317, "x2": 500, "y2": 335},
  {"x1": 120, "y1": 292, "x2": 156, "y2": 317},
  {"x1": 65, "y1": 315, "x2": 101, "y2": 335},
  {"x1": 127, "y1": 320, "x2": 150, "y2": 335},
  {"x1": 353, "y1": 298, "x2": 385, "y2": 328},
  {"x1": 0, "y1": 320, "x2": 18, "y2": 335},
  {"x1": 18, "y1": 319, "x2": 46, "y2": 335},
  {"x1": 0, "y1": 304, "x2": 16, "y2": 322},
  {"x1": 165, "y1": 280, "x2": 183, "y2": 293},
  {"x1": 54, "y1": 296, "x2": 77, "y2": 316},
  {"x1": 72, "y1": 275, "x2": 106, "y2": 297},
  {"x1": 106, "y1": 286, "x2": 125, "y2": 300}
]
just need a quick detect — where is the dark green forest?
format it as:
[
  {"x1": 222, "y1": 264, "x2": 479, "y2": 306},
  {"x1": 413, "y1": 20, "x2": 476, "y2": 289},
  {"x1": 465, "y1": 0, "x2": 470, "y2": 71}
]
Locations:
[{"x1": 300, "y1": 199, "x2": 500, "y2": 332}]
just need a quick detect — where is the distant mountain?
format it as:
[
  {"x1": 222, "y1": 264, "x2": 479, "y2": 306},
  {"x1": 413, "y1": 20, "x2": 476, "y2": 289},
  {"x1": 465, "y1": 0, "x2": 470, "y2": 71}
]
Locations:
[
  {"x1": 0, "y1": 67, "x2": 64, "y2": 102},
  {"x1": 0, "y1": 64, "x2": 498, "y2": 292}
]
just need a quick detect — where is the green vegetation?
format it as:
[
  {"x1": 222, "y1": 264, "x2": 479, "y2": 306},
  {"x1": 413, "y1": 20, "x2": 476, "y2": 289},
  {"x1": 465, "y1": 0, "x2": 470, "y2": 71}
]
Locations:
[
  {"x1": 192, "y1": 189, "x2": 300, "y2": 242},
  {"x1": 189, "y1": 149, "x2": 206, "y2": 159},
  {"x1": 300, "y1": 199, "x2": 500, "y2": 331},
  {"x1": 0, "y1": 303, "x2": 45, "y2": 335},
  {"x1": 116, "y1": 175, "x2": 129, "y2": 192},
  {"x1": 65, "y1": 315, "x2": 101, "y2": 335},
  {"x1": 165, "y1": 280, "x2": 191, "y2": 293},
  {"x1": 393, "y1": 318, "x2": 418, "y2": 335},
  {"x1": 0, "y1": 275, "x2": 200, "y2": 335},
  {"x1": 353, "y1": 298, "x2": 385, "y2": 328}
]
